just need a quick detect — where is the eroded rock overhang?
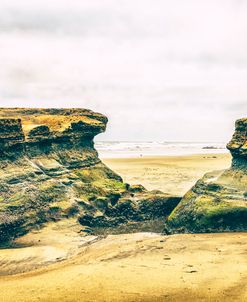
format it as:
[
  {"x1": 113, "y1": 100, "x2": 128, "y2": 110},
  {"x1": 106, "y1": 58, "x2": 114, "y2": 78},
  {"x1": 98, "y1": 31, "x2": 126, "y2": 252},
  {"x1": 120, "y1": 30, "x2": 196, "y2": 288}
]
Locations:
[{"x1": 0, "y1": 108, "x2": 108, "y2": 159}]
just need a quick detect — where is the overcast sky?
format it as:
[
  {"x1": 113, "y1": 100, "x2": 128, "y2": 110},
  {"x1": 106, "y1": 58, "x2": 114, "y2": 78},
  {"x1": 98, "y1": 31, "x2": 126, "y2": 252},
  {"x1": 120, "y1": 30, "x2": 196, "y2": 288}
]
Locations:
[{"x1": 0, "y1": 0, "x2": 246, "y2": 141}]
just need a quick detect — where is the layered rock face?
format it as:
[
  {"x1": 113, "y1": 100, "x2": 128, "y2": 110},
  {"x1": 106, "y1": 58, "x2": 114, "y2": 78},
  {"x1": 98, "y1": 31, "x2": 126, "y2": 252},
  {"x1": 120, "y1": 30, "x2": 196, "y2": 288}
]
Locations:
[
  {"x1": 227, "y1": 118, "x2": 247, "y2": 166},
  {"x1": 167, "y1": 118, "x2": 247, "y2": 233},
  {"x1": 0, "y1": 108, "x2": 180, "y2": 243}
]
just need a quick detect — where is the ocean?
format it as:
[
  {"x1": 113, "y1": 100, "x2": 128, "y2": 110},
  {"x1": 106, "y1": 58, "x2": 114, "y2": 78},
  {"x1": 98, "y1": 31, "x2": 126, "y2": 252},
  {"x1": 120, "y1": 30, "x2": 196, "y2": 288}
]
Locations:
[{"x1": 95, "y1": 141, "x2": 227, "y2": 158}]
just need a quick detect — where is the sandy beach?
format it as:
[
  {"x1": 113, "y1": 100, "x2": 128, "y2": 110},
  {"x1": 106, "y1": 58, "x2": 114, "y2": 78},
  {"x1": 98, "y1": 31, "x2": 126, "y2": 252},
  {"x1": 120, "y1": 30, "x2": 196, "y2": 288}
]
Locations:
[
  {"x1": 1, "y1": 231, "x2": 247, "y2": 302},
  {"x1": 103, "y1": 153, "x2": 231, "y2": 195},
  {"x1": 1, "y1": 153, "x2": 247, "y2": 302}
]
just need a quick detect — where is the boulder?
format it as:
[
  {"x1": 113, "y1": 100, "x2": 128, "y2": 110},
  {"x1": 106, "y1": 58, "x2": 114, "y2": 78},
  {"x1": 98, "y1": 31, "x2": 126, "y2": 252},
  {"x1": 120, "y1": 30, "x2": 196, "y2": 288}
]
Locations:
[{"x1": 167, "y1": 118, "x2": 247, "y2": 233}]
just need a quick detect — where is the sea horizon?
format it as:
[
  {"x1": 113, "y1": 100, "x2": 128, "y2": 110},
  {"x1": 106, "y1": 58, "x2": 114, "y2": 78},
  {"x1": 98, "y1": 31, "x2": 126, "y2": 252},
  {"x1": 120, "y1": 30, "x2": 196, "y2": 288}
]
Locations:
[{"x1": 95, "y1": 140, "x2": 228, "y2": 158}]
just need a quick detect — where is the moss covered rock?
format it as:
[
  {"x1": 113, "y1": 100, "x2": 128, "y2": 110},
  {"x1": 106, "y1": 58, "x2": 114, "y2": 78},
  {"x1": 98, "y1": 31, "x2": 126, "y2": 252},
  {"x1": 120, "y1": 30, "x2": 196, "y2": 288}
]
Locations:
[
  {"x1": 167, "y1": 118, "x2": 247, "y2": 233},
  {"x1": 0, "y1": 108, "x2": 180, "y2": 243}
]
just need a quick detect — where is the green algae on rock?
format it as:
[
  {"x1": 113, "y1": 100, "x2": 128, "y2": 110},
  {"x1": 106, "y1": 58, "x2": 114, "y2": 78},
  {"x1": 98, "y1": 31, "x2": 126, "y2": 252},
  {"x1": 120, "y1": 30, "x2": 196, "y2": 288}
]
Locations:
[
  {"x1": 167, "y1": 118, "x2": 247, "y2": 233},
  {"x1": 0, "y1": 108, "x2": 180, "y2": 243}
]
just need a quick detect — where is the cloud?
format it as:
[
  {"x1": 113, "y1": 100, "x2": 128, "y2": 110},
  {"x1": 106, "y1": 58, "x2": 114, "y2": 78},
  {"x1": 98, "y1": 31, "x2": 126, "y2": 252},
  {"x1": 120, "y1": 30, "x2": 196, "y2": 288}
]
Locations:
[{"x1": 0, "y1": 0, "x2": 246, "y2": 141}]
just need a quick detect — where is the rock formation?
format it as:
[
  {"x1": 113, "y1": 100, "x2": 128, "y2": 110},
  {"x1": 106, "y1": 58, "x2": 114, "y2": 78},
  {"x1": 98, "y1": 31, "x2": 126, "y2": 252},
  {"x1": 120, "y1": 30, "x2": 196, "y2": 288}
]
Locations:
[
  {"x1": 0, "y1": 108, "x2": 180, "y2": 243},
  {"x1": 167, "y1": 118, "x2": 247, "y2": 233}
]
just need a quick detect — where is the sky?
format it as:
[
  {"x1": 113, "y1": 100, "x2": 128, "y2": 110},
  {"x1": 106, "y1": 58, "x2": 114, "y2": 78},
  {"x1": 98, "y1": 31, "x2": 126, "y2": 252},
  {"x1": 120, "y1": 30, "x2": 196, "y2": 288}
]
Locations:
[{"x1": 0, "y1": 0, "x2": 246, "y2": 142}]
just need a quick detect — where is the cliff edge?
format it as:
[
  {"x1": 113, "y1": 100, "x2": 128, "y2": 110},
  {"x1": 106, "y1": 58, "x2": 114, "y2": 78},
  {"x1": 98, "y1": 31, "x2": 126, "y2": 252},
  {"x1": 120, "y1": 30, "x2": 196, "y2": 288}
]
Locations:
[{"x1": 0, "y1": 108, "x2": 180, "y2": 243}]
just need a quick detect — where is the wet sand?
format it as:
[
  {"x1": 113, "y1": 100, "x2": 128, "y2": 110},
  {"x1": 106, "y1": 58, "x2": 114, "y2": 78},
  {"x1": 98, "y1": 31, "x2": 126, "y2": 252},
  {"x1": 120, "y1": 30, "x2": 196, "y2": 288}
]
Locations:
[
  {"x1": 1, "y1": 153, "x2": 246, "y2": 302},
  {"x1": 0, "y1": 219, "x2": 98, "y2": 276},
  {"x1": 1, "y1": 232, "x2": 247, "y2": 302}
]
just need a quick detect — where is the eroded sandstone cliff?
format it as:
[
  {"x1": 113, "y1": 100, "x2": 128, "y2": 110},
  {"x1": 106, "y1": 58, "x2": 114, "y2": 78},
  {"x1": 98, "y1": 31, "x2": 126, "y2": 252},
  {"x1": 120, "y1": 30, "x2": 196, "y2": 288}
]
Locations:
[
  {"x1": 167, "y1": 118, "x2": 247, "y2": 233},
  {"x1": 0, "y1": 108, "x2": 180, "y2": 243}
]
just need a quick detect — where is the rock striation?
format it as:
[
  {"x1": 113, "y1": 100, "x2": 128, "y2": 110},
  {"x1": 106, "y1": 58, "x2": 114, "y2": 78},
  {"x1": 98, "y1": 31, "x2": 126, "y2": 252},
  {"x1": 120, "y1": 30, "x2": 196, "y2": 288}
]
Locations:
[
  {"x1": 0, "y1": 108, "x2": 180, "y2": 243},
  {"x1": 227, "y1": 118, "x2": 247, "y2": 160},
  {"x1": 167, "y1": 118, "x2": 247, "y2": 233}
]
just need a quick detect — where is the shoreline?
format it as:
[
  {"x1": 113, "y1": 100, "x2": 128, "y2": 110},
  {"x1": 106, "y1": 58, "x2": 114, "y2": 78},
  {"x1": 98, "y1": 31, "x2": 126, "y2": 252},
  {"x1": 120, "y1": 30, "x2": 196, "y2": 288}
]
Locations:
[
  {"x1": 98, "y1": 151, "x2": 228, "y2": 159},
  {"x1": 99, "y1": 152, "x2": 228, "y2": 158},
  {"x1": 100, "y1": 152, "x2": 229, "y2": 159}
]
